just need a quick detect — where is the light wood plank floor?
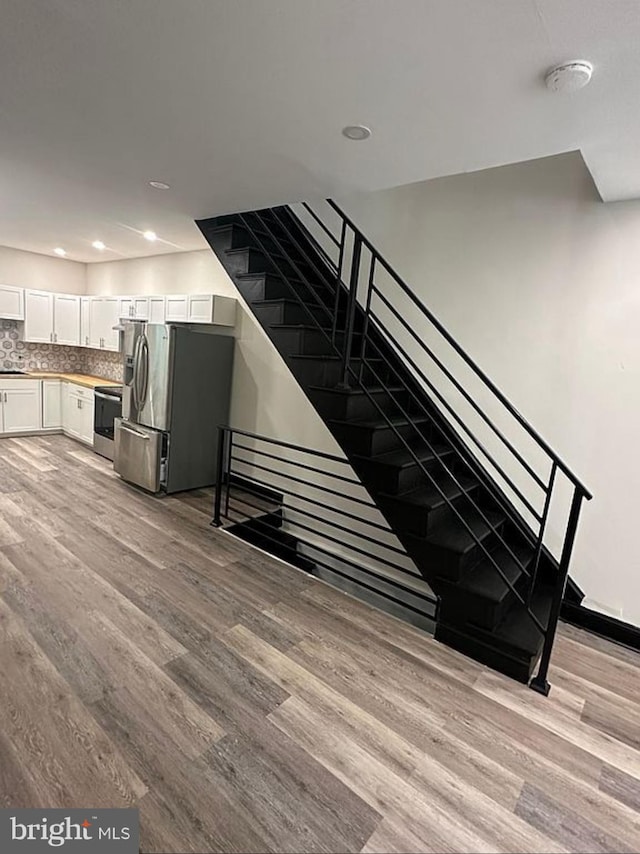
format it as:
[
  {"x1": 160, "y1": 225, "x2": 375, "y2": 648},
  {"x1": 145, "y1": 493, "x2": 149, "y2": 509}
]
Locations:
[{"x1": 0, "y1": 434, "x2": 639, "y2": 853}]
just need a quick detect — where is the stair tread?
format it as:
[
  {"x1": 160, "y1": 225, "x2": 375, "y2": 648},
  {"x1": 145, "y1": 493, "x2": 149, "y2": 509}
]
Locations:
[
  {"x1": 426, "y1": 507, "x2": 505, "y2": 554},
  {"x1": 289, "y1": 354, "x2": 383, "y2": 363},
  {"x1": 458, "y1": 542, "x2": 534, "y2": 603},
  {"x1": 251, "y1": 298, "x2": 327, "y2": 308},
  {"x1": 380, "y1": 472, "x2": 478, "y2": 509},
  {"x1": 329, "y1": 414, "x2": 431, "y2": 431},
  {"x1": 308, "y1": 384, "x2": 406, "y2": 397},
  {"x1": 227, "y1": 245, "x2": 313, "y2": 264},
  {"x1": 358, "y1": 442, "x2": 453, "y2": 470}
]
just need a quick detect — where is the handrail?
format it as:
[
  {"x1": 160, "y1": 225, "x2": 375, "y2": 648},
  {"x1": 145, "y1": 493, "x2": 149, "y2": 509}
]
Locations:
[{"x1": 326, "y1": 199, "x2": 592, "y2": 500}]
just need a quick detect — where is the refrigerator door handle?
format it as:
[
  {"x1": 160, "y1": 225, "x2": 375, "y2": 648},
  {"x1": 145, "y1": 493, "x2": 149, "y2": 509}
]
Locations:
[
  {"x1": 131, "y1": 334, "x2": 142, "y2": 411},
  {"x1": 139, "y1": 334, "x2": 150, "y2": 410}
]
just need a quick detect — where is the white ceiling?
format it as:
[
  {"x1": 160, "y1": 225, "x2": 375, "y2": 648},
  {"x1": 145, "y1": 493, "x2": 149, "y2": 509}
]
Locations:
[{"x1": 1, "y1": 0, "x2": 640, "y2": 263}]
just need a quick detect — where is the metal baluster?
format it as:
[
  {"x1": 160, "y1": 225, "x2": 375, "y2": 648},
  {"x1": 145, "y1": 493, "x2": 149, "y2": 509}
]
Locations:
[
  {"x1": 530, "y1": 486, "x2": 585, "y2": 695},
  {"x1": 527, "y1": 461, "x2": 557, "y2": 606},
  {"x1": 225, "y1": 432, "x2": 233, "y2": 517},
  {"x1": 212, "y1": 426, "x2": 227, "y2": 527},
  {"x1": 358, "y1": 255, "x2": 375, "y2": 385},
  {"x1": 337, "y1": 233, "x2": 362, "y2": 389},
  {"x1": 331, "y1": 219, "x2": 347, "y2": 347}
]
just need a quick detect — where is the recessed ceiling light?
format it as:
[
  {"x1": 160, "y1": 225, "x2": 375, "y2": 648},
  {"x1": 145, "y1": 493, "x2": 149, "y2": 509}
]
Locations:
[
  {"x1": 342, "y1": 125, "x2": 371, "y2": 141},
  {"x1": 545, "y1": 61, "x2": 593, "y2": 93},
  {"x1": 143, "y1": 230, "x2": 157, "y2": 242},
  {"x1": 54, "y1": 247, "x2": 66, "y2": 257},
  {"x1": 92, "y1": 240, "x2": 106, "y2": 250},
  {"x1": 148, "y1": 180, "x2": 170, "y2": 190}
]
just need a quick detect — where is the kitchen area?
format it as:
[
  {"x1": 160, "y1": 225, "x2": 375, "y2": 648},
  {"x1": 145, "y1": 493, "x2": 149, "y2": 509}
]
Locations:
[{"x1": 0, "y1": 282, "x2": 235, "y2": 496}]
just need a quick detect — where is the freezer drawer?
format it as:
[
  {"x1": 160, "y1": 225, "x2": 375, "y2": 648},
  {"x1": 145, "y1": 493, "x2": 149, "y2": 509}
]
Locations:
[{"x1": 114, "y1": 418, "x2": 163, "y2": 493}]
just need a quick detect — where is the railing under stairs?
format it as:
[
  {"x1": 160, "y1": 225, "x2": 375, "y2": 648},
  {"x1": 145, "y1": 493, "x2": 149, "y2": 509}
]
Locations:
[
  {"x1": 213, "y1": 426, "x2": 437, "y2": 630},
  {"x1": 223, "y1": 199, "x2": 592, "y2": 695}
]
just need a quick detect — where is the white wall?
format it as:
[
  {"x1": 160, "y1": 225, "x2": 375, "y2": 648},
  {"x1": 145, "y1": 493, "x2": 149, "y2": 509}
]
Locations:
[
  {"x1": 0, "y1": 245, "x2": 85, "y2": 293},
  {"x1": 337, "y1": 151, "x2": 640, "y2": 628}
]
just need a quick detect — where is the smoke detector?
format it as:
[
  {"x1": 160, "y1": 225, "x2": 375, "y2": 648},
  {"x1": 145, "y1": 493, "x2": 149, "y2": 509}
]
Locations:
[{"x1": 545, "y1": 61, "x2": 593, "y2": 93}]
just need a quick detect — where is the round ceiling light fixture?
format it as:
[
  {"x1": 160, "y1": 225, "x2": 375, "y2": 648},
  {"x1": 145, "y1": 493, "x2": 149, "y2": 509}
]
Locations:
[
  {"x1": 342, "y1": 124, "x2": 371, "y2": 141},
  {"x1": 544, "y1": 61, "x2": 593, "y2": 93},
  {"x1": 143, "y1": 230, "x2": 158, "y2": 242},
  {"x1": 92, "y1": 240, "x2": 106, "y2": 250},
  {"x1": 54, "y1": 247, "x2": 66, "y2": 257},
  {"x1": 149, "y1": 180, "x2": 170, "y2": 190}
]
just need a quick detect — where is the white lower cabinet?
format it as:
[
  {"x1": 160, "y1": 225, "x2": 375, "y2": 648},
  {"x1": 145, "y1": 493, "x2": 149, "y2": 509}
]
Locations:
[
  {"x1": 42, "y1": 380, "x2": 62, "y2": 429},
  {"x1": 62, "y1": 382, "x2": 94, "y2": 445},
  {"x1": 0, "y1": 380, "x2": 42, "y2": 434}
]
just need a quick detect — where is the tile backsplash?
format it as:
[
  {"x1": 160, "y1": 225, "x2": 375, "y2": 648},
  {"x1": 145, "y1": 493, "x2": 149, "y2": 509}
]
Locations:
[{"x1": 1, "y1": 320, "x2": 123, "y2": 382}]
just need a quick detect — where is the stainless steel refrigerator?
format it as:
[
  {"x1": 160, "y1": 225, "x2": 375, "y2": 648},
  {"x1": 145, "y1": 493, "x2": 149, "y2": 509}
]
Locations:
[{"x1": 114, "y1": 322, "x2": 233, "y2": 493}]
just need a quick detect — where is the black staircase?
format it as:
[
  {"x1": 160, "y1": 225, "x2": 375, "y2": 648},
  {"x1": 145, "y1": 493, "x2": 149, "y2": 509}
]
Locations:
[{"x1": 198, "y1": 201, "x2": 592, "y2": 692}]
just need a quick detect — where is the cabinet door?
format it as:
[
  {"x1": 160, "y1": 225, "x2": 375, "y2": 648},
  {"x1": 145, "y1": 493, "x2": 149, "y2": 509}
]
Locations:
[
  {"x1": 0, "y1": 285, "x2": 24, "y2": 320},
  {"x1": 1, "y1": 387, "x2": 41, "y2": 433},
  {"x1": 42, "y1": 380, "x2": 62, "y2": 428},
  {"x1": 187, "y1": 294, "x2": 214, "y2": 323},
  {"x1": 102, "y1": 298, "x2": 121, "y2": 351},
  {"x1": 148, "y1": 296, "x2": 165, "y2": 323},
  {"x1": 24, "y1": 290, "x2": 54, "y2": 343},
  {"x1": 80, "y1": 297, "x2": 91, "y2": 347},
  {"x1": 89, "y1": 298, "x2": 104, "y2": 348},
  {"x1": 119, "y1": 297, "x2": 134, "y2": 319},
  {"x1": 133, "y1": 297, "x2": 149, "y2": 320},
  {"x1": 77, "y1": 394, "x2": 95, "y2": 443},
  {"x1": 165, "y1": 295, "x2": 188, "y2": 322},
  {"x1": 53, "y1": 295, "x2": 80, "y2": 345}
]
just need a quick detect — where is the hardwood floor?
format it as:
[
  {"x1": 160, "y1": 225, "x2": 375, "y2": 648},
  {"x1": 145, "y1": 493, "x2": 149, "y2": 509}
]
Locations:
[{"x1": 0, "y1": 434, "x2": 639, "y2": 853}]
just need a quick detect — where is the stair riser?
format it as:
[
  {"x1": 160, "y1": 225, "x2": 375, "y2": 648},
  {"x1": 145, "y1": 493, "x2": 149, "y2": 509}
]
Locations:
[
  {"x1": 288, "y1": 358, "x2": 388, "y2": 389},
  {"x1": 378, "y1": 488, "x2": 478, "y2": 538},
  {"x1": 269, "y1": 327, "x2": 360, "y2": 358},
  {"x1": 434, "y1": 623, "x2": 535, "y2": 683},
  {"x1": 330, "y1": 420, "x2": 435, "y2": 458},
  {"x1": 237, "y1": 276, "x2": 300, "y2": 303},
  {"x1": 252, "y1": 302, "x2": 333, "y2": 327},
  {"x1": 308, "y1": 388, "x2": 413, "y2": 422},
  {"x1": 437, "y1": 570, "x2": 529, "y2": 632},
  {"x1": 405, "y1": 528, "x2": 503, "y2": 581},
  {"x1": 352, "y1": 453, "x2": 454, "y2": 495}
]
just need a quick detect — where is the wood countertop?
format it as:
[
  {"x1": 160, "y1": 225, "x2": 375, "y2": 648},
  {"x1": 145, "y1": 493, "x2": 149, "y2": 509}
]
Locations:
[{"x1": 0, "y1": 372, "x2": 121, "y2": 389}]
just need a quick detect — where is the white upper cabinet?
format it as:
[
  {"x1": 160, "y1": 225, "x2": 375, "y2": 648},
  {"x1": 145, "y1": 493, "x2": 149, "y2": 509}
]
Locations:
[
  {"x1": 133, "y1": 297, "x2": 148, "y2": 320},
  {"x1": 148, "y1": 296, "x2": 166, "y2": 323},
  {"x1": 188, "y1": 294, "x2": 236, "y2": 325},
  {"x1": 0, "y1": 285, "x2": 25, "y2": 320},
  {"x1": 119, "y1": 297, "x2": 133, "y2": 319},
  {"x1": 80, "y1": 297, "x2": 91, "y2": 347},
  {"x1": 165, "y1": 295, "x2": 188, "y2": 322},
  {"x1": 101, "y1": 297, "x2": 121, "y2": 351},
  {"x1": 89, "y1": 297, "x2": 120, "y2": 351},
  {"x1": 24, "y1": 290, "x2": 55, "y2": 343},
  {"x1": 53, "y1": 294, "x2": 80, "y2": 345},
  {"x1": 119, "y1": 296, "x2": 149, "y2": 321}
]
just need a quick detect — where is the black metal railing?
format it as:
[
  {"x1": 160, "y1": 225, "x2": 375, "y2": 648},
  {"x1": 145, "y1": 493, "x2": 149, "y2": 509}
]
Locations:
[
  {"x1": 213, "y1": 427, "x2": 437, "y2": 626},
  {"x1": 225, "y1": 200, "x2": 591, "y2": 694}
]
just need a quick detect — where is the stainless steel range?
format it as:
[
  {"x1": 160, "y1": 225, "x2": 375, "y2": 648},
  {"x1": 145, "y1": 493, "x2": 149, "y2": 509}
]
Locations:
[{"x1": 93, "y1": 385, "x2": 123, "y2": 461}]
